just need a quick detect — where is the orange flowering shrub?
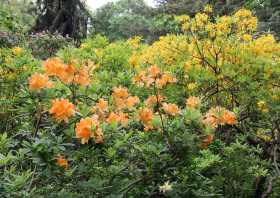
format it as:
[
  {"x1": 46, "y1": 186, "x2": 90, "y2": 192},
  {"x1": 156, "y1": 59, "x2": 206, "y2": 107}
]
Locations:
[
  {"x1": 112, "y1": 86, "x2": 139, "y2": 110},
  {"x1": 29, "y1": 73, "x2": 53, "y2": 91},
  {"x1": 42, "y1": 57, "x2": 92, "y2": 86},
  {"x1": 126, "y1": 96, "x2": 140, "y2": 110},
  {"x1": 162, "y1": 103, "x2": 180, "y2": 116},
  {"x1": 49, "y1": 99, "x2": 75, "y2": 123},
  {"x1": 145, "y1": 95, "x2": 164, "y2": 107},
  {"x1": 56, "y1": 155, "x2": 68, "y2": 169},
  {"x1": 202, "y1": 107, "x2": 237, "y2": 128},
  {"x1": 106, "y1": 112, "x2": 129, "y2": 127},
  {"x1": 186, "y1": 96, "x2": 201, "y2": 109},
  {"x1": 92, "y1": 98, "x2": 108, "y2": 120},
  {"x1": 75, "y1": 116, "x2": 103, "y2": 144},
  {"x1": 133, "y1": 65, "x2": 176, "y2": 89},
  {"x1": 43, "y1": 58, "x2": 65, "y2": 76},
  {"x1": 137, "y1": 107, "x2": 154, "y2": 131}
]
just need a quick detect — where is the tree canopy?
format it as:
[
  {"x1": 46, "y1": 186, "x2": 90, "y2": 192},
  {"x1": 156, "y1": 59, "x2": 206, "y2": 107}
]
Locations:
[{"x1": 32, "y1": 0, "x2": 91, "y2": 40}]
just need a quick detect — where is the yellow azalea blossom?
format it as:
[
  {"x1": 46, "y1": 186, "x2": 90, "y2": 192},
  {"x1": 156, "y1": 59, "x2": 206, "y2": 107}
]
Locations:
[
  {"x1": 12, "y1": 47, "x2": 23, "y2": 56},
  {"x1": 257, "y1": 100, "x2": 269, "y2": 113},
  {"x1": 187, "y1": 83, "x2": 197, "y2": 91}
]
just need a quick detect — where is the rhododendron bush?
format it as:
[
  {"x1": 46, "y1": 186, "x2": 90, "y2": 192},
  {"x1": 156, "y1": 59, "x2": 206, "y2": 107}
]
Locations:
[{"x1": 1, "y1": 7, "x2": 280, "y2": 197}]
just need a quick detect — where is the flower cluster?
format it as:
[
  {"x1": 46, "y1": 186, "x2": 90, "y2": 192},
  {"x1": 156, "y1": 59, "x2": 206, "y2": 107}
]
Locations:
[
  {"x1": 49, "y1": 99, "x2": 75, "y2": 123},
  {"x1": 202, "y1": 107, "x2": 237, "y2": 129},
  {"x1": 43, "y1": 58, "x2": 91, "y2": 86},
  {"x1": 112, "y1": 86, "x2": 140, "y2": 110},
  {"x1": 28, "y1": 57, "x2": 93, "y2": 91},
  {"x1": 91, "y1": 87, "x2": 139, "y2": 129},
  {"x1": 186, "y1": 96, "x2": 201, "y2": 109},
  {"x1": 162, "y1": 103, "x2": 180, "y2": 116},
  {"x1": 29, "y1": 73, "x2": 53, "y2": 91},
  {"x1": 137, "y1": 107, "x2": 154, "y2": 131},
  {"x1": 75, "y1": 116, "x2": 104, "y2": 144},
  {"x1": 133, "y1": 65, "x2": 177, "y2": 89},
  {"x1": 132, "y1": 35, "x2": 189, "y2": 66}
]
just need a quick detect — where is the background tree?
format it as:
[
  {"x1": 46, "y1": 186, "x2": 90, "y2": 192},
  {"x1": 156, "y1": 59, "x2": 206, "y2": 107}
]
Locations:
[
  {"x1": 32, "y1": 0, "x2": 91, "y2": 40},
  {"x1": 90, "y1": 0, "x2": 179, "y2": 42}
]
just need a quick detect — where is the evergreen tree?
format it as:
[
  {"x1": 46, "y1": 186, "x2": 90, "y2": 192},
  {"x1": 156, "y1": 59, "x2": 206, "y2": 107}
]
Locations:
[{"x1": 32, "y1": 0, "x2": 91, "y2": 40}]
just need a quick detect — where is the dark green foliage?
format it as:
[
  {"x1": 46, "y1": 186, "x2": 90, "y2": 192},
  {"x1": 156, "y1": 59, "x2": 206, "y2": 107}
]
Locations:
[
  {"x1": 90, "y1": 0, "x2": 180, "y2": 42},
  {"x1": 32, "y1": 0, "x2": 91, "y2": 40}
]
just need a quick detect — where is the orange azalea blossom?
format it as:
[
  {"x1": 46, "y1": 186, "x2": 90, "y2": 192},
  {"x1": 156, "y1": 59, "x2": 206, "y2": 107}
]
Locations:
[
  {"x1": 96, "y1": 98, "x2": 108, "y2": 112},
  {"x1": 49, "y1": 99, "x2": 75, "y2": 122},
  {"x1": 202, "y1": 107, "x2": 237, "y2": 128},
  {"x1": 112, "y1": 86, "x2": 139, "y2": 110},
  {"x1": 202, "y1": 114, "x2": 218, "y2": 128},
  {"x1": 56, "y1": 155, "x2": 68, "y2": 169},
  {"x1": 112, "y1": 86, "x2": 129, "y2": 99},
  {"x1": 114, "y1": 98, "x2": 127, "y2": 110},
  {"x1": 29, "y1": 73, "x2": 53, "y2": 91},
  {"x1": 118, "y1": 112, "x2": 129, "y2": 127},
  {"x1": 220, "y1": 110, "x2": 237, "y2": 125},
  {"x1": 202, "y1": 107, "x2": 222, "y2": 128},
  {"x1": 155, "y1": 78, "x2": 168, "y2": 89},
  {"x1": 76, "y1": 117, "x2": 103, "y2": 144},
  {"x1": 133, "y1": 70, "x2": 147, "y2": 86},
  {"x1": 43, "y1": 58, "x2": 65, "y2": 76},
  {"x1": 162, "y1": 103, "x2": 180, "y2": 116},
  {"x1": 133, "y1": 66, "x2": 176, "y2": 88},
  {"x1": 73, "y1": 66, "x2": 91, "y2": 86},
  {"x1": 106, "y1": 112, "x2": 129, "y2": 127},
  {"x1": 127, "y1": 96, "x2": 140, "y2": 110},
  {"x1": 161, "y1": 73, "x2": 177, "y2": 83},
  {"x1": 92, "y1": 98, "x2": 108, "y2": 120},
  {"x1": 58, "y1": 63, "x2": 76, "y2": 84},
  {"x1": 145, "y1": 95, "x2": 164, "y2": 107},
  {"x1": 156, "y1": 73, "x2": 177, "y2": 89},
  {"x1": 94, "y1": 129, "x2": 104, "y2": 144},
  {"x1": 106, "y1": 112, "x2": 119, "y2": 124},
  {"x1": 148, "y1": 65, "x2": 161, "y2": 78},
  {"x1": 200, "y1": 134, "x2": 214, "y2": 149},
  {"x1": 137, "y1": 108, "x2": 154, "y2": 131},
  {"x1": 186, "y1": 96, "x2": 201, "y2": 109}
]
